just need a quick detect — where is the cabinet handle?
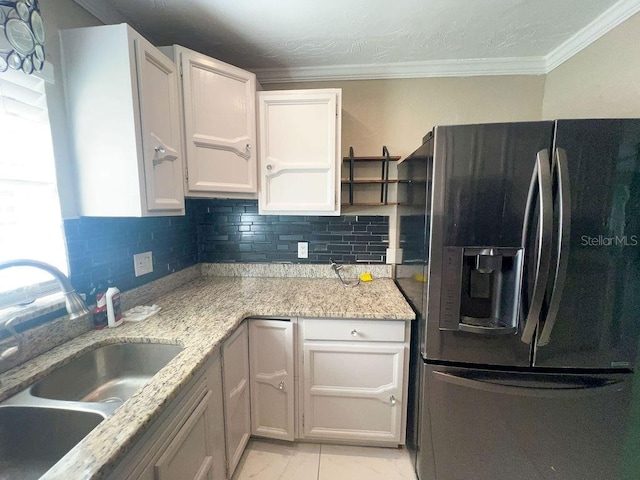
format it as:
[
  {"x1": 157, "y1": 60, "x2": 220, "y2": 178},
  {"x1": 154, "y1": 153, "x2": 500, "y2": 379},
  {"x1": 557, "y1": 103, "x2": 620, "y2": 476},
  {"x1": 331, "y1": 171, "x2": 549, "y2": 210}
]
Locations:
[
  {"x1": 390, "y1": 395, "x2": 397, "y2": 405},
  {"x1": 350, "y1": 329, "x2": 358, "y2": 337},
  {"x1": 246, "y1": 143, "x2": 252, "y2": 152},
  {"x1": 152, "y1": 145, "x2": 176, "y2": 167},
  {"x1": 153, "y1": 155, "x2": 176, "y2": 167},
  {"x1": 278, "y1": 381, "x2": 285, "y2": 391},
  {"x1": 266, "y1": 164, "x2": 273, "y2": 171}
]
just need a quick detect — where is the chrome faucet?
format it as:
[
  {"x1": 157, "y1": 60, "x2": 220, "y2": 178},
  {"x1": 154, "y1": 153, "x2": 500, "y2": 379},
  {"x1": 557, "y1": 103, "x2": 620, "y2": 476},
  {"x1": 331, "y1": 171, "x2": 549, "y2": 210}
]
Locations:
[
  {"x1": 0, "y1": 259, "x2": 90, "y2": 320},
  {"x1": 329, "y1": 258, "x2": 360, "y2": 287},
  {"x1": 0, "y1": 259, "x2": 90, "y2": 365}
]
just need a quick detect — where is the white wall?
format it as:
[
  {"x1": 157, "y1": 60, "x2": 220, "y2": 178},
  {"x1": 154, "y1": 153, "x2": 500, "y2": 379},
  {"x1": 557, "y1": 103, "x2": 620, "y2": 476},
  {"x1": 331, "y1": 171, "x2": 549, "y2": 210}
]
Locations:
[
  {"x1": 41, "y1": 0, "x2": 102, "y2": 219},
  {"x1": 543, "y1": 12, "x2": 640, "y2": 119}
]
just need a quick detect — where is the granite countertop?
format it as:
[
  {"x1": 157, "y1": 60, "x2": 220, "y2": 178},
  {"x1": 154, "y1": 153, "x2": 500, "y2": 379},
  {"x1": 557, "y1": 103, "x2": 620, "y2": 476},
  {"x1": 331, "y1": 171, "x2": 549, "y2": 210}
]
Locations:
[{"x1": 0, "y1": 275, "x2": 415, "y2": 480}]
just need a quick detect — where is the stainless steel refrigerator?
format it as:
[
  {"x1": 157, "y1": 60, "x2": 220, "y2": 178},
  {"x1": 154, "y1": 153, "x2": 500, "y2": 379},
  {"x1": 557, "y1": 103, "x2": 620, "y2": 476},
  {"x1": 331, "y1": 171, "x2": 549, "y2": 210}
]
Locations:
[{"x1": 396, "y1": 119, "x2": 640, "y2": 480}]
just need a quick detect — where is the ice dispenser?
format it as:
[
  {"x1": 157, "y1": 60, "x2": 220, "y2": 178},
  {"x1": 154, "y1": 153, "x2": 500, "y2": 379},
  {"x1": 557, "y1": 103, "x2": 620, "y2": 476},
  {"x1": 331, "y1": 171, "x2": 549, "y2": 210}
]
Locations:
[{"x1": 440, "y1": 246, "x2": 523, "y2": 334}]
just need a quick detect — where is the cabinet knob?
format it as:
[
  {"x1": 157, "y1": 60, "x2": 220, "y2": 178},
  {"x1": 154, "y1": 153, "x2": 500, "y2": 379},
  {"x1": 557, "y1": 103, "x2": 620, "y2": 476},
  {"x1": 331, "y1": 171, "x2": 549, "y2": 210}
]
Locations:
[
  {"x1": 266, "y1": 164, "x2": 273, "y2": 171},
  {"x1": 154, "y1": 145, "x2": 166, "y2": 154},
  {"x1": 350, "y1": 329, "x2": 358, "y2": 337},
  {"x1": 390, "y1": 395, "x2": 397, "y2": 405},
  {"x1": 278, "y1": 381, "x2": 285, "y2": 391},
  {"x1": 246, "y1": 143, "x2": 252, "y2": 152}
]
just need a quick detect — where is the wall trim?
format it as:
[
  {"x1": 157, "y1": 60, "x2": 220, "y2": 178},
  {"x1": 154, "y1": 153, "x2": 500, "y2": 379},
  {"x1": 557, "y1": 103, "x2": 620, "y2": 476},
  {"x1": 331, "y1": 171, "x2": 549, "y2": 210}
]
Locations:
[
  {"x1": 545, "y1": 0, "x2": 640, "y2": 71},
  {"x1": 254, "y1": 57, "x2": 548, "y2": 84}
]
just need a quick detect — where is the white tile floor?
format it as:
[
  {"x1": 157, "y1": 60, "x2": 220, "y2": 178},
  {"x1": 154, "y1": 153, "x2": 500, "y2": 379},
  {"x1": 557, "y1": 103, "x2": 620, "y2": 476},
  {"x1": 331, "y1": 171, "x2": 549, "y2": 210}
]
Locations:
[{"x1": 232, "y1": 439, "x2": 417, "y2": 480}]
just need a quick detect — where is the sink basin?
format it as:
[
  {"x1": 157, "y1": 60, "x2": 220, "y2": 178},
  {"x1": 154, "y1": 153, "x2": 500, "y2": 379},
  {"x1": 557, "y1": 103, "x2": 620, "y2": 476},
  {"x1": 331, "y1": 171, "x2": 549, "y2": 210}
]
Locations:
[
  {"x1": 0, "y1": 406, "x2": 104, "y2": 479},
  {"x1": 31, "y1": 343, "x2": 183, "y2": 404}
]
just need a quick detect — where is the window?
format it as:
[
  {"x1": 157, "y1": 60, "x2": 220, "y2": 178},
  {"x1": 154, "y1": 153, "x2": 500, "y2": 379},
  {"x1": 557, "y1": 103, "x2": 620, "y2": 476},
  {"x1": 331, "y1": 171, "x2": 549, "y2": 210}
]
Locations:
[{"x1": 0, "y1": 68, "x2": 68, "y2": 307}]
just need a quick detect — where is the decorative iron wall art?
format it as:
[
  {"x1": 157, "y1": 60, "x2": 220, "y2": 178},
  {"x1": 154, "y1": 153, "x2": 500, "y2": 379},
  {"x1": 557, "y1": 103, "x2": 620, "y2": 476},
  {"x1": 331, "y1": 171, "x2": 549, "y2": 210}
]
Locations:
[{"x1": 0, "y1": 0, "x2": 45, "y2": 74}]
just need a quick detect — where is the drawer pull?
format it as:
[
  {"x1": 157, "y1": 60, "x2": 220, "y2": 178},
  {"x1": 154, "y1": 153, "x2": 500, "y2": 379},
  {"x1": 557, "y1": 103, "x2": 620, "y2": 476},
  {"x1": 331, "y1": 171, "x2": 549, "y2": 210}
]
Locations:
[
  {"x1": 351, "y1": 329, "x2": 358, "y2": 337},
  {"x1": 278, "y1": 381, "x2": 285, "y2": 391},
  {"x1": 390, "y1": 395, "x2": 397, "y2": 405}
]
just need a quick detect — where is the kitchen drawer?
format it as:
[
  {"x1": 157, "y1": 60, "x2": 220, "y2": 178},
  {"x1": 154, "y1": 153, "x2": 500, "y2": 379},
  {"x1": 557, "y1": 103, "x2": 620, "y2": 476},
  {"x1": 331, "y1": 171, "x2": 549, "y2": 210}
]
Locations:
[{"x1": 303, "y1": 318, "x2": 405, "y2": 342}]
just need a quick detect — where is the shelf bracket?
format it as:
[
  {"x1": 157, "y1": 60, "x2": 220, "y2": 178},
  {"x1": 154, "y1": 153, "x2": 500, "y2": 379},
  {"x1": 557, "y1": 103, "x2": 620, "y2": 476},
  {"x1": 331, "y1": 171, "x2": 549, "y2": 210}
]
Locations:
[
  {"x1": 349, "y1": 146, "x2": 355, "y2": 206},
  {"x1": 382, "y1": 146, "x2": 391, "y2": 205}
]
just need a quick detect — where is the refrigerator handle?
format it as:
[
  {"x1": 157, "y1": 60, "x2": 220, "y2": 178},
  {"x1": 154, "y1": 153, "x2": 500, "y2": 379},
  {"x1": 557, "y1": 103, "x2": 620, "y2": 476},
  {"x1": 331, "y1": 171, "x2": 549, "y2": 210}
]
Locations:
[
  {"x1": 521, "y1": 150, "x2": 553, "y2": 345},
  {"x1": 538, "y1": 148, "x2": 571, "y2": 346},
  {"x1": 432, "y1": 371, "x2": 624, "y2": 398}
]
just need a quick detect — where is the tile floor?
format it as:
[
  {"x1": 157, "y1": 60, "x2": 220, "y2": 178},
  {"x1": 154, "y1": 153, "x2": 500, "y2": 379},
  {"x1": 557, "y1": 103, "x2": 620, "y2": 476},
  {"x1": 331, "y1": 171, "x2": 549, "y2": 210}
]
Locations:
[{"x1": 232, "y1": 439, "x2": 417, "y2": 480}]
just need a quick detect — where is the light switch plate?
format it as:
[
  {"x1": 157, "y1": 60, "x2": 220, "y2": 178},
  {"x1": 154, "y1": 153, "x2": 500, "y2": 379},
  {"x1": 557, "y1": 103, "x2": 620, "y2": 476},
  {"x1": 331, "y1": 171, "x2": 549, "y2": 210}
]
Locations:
[
  {"x1": 297, "y1": 242, "x2": 308, "y2": 259},
  {"x1": 133, "y1": 251, "x2": 153, "y2": 277}
]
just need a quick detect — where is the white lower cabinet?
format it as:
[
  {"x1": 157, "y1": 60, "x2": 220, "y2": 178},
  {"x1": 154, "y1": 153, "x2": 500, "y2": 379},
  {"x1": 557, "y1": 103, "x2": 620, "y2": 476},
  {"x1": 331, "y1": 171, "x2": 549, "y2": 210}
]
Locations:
[
  {"x1": 221, "y1": 320, "x2": 251, "y2": 477},
  {"x1": 110, "y1": 317, "x2": 409, "y2": 480},
  {"x1": 300, "y1": 318, "x2": 409, "y2": 445},
  {"x1": 107, "y1": 350, "x2": 226, "y2": 480},
  {"x1": 248, "y1": 318, "x2": 295, "y2": 441}
]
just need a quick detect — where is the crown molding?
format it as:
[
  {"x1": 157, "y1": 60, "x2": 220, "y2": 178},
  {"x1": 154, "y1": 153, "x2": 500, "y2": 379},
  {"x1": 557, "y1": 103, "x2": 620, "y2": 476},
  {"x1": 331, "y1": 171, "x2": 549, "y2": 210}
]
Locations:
[
  {"x1": 545, "y1": 0, "x2": 640, "y2": 72},
  {"x1": 73, "y1": 0, "x2": 126, "y2": 25},
  {"x1": 254, "y1": 57, "x2": 548, "y2": 84}
]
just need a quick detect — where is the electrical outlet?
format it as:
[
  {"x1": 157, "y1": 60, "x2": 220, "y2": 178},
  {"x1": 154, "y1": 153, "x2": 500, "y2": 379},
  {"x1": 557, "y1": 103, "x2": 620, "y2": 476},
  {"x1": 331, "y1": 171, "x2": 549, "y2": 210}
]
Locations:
[
  {"x1": 386, "y1": 248, "x2": 403, "y2": 264},
  {"x1": 133, "y1": 251, "x2": 153, "y2": 277},
  {"x1": 297, "y1": 242, "x2": 308, "y2": 259}
]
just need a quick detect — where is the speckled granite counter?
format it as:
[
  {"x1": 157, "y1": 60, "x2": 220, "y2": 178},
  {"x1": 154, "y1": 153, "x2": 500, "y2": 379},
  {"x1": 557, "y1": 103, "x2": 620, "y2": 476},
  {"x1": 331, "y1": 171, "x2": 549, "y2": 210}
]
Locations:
[{"x1": 0, "y1": 275, "x2": 414, "y2": 480}]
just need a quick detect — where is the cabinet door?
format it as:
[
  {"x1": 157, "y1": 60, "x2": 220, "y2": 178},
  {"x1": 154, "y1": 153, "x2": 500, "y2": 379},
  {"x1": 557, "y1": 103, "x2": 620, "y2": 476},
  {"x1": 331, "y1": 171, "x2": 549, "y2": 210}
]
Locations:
[
  {"x1": 178, "y1": 47, "x2": 257, "y2": 195},
  {"x1": 303, "y1": 342, "x2": 404, "y2": 444},
  {"x1": 249, "y1": 319, "x2": 294, "y2": 441},
  {"x1": 206, "y1": 351, "x2": 227, "y2": 480},
  {"x1": 135, "y1": 36, "x2": 185, "y2": 211},
  {"x1": 222, "y1": 321, "x2": 251, "y2": 477},
  {"x1": 154, "y1": 392, "x2": 213, "y2": 480},
  {"x1": 258, "y1": 89, "x2": 341, "y2": 215}
]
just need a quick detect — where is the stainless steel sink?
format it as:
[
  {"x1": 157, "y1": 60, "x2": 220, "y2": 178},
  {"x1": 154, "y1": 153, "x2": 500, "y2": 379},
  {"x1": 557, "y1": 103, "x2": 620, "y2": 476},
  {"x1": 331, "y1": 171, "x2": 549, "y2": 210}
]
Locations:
[
  {"x1": 0, "y1": 406, "x2": 105, "y2": 480},
  {"x1": 30, "y1": 342, "x2": 183, "y2": 404},
  {"x1": 0, "y1": 341, "x2": 183, "y2": 478}
]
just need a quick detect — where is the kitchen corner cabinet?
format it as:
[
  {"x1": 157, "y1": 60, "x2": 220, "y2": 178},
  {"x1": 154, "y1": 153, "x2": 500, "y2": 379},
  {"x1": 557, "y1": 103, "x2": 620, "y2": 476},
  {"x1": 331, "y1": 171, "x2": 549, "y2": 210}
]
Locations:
[
  {"x1": 106, "y1": 350, "x2": 226, "y2": 480},
  {"x1": 221, "y1": 320, "x2": 251, "y2": 477},
  {"x1": 167, "y1": 45, "x2": 258, "y2": 198},
  {"x1": 300, "y1": 318, "x2": 410, "y2": 445},
  {"x1": 248, "y1": 318, "x2": 295, "y2": 441},
  {"x1": 257, "y1": 89, "x2": 342, "y2": 215},
  {"x1": 61, "y1": 24, "x2": 184, "y2": 217}
]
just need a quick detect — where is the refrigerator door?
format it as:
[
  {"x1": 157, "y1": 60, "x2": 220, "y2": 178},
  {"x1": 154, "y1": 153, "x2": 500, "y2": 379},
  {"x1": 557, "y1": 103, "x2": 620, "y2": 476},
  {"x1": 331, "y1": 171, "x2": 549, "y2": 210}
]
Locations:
[
  {"x1": 534, "y1": 119, "x2": 640, "y2": 369},
  {"x1": 420, "y1": 363, "x2": 633, "y2": 480},
  {"x1": 426, "y1": 122, "x2": 554, "y2": 366}
]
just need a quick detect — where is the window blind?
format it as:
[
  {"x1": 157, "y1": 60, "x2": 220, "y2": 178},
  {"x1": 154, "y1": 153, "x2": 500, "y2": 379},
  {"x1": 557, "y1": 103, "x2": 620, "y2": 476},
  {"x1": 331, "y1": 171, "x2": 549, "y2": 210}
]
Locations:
[{"x1": 0, "y1": 68, "x2": 68, "y2": 308}]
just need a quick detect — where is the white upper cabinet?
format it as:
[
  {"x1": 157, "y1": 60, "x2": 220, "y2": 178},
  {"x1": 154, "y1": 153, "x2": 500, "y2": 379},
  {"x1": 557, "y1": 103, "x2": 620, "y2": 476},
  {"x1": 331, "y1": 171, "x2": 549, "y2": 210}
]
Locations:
[
  {"x1": 257, "y1": 89, "x2": 342, "y2": 215},
  {"x1": 169, "y1": 45, "x2": 257, "y2": 197},
  {"x1": 61, "y1": 24, "x2": 184, "y2": 217}
]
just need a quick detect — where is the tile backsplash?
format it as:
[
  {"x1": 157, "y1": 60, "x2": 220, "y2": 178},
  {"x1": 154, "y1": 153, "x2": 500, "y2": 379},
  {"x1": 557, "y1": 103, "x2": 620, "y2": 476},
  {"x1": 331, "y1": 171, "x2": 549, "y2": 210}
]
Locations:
[
  {"x1": 64, "y1": 207, "x2": 198, "y2": 295},
  {"x1": 64, "y1": 199, "x2": 389, "y2": 295},
  {"x1": 194, "y1": 199, "x2": 389, "y2": 265}
]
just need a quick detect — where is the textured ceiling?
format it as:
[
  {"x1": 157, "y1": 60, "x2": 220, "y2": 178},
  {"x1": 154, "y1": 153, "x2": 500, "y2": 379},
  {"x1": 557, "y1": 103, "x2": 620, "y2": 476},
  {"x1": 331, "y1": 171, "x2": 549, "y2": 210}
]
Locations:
[{"x1": 76, "y1": 0, "x2": 639, "y2": 81}]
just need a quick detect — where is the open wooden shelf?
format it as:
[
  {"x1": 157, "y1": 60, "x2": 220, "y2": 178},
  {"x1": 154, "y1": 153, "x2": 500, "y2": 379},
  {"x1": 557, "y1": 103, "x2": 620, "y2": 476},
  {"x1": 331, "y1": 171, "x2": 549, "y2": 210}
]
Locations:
[
  {"x1": 341, "y1": 179, "x2": 399, "y2": 184},
  {"x1": 342, "y1": 146, "x2": 400, "y2": 206}
]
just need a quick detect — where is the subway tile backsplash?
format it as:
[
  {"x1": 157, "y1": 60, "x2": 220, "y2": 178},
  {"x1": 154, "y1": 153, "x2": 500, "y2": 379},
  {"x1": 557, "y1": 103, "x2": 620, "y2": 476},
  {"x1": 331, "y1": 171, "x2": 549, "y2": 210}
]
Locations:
[
  {"x1": 64, "y1": 199, "x2": 389, "y2": 295},
  {"x1": 64, "y1": 208, "x2": 198, "y2": 295},
  {"x1": 194, "y1": 199, "x2": 389, "y2": 265}
]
